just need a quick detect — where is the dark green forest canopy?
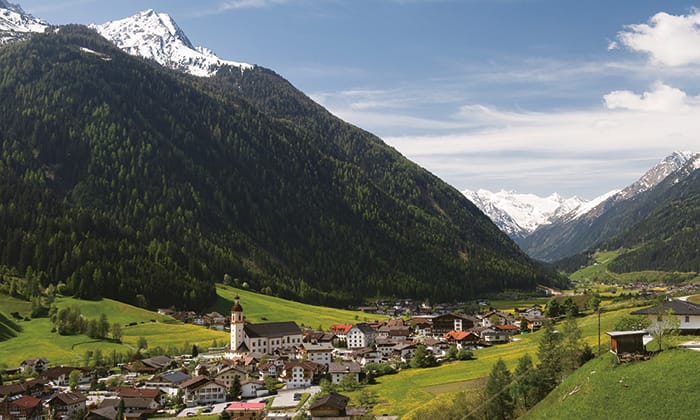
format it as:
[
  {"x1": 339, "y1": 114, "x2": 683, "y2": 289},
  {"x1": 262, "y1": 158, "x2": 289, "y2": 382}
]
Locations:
[{"x1": 0, "y1": 26, "x2": 563, "y2": 310}]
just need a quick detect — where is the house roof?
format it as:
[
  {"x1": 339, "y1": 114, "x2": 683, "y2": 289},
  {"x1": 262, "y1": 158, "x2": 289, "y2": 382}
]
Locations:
[
  {"x1": 309, "y1": 392, "x2": 349, "y2": 411},
  {"x1": 12, "y1": 395, "x2": 43, "y2": 409},
  {"x1": 330, "y1": 324, "x2": 352, "y2": 333},
  {"x1": 302, "y1": 342, "x2": 334, "y2": 352},
  {"x1": 495, "y1": 324, "x2": 520, "y2": 331},
  {"x1": 631, "y1": 299, "x2": 700, "y2": 316},
  {"x1": 48, "y1": 392, "x2": 88, "y2": 406},
  {"x1": 328, "y1": 362, "x2": 361, "y2": 374},
  {"x1": 227, "y1": 402, "x2": 266, "y2": 411},
  {"x1": 388, "y1": 327, "x2": 411, "y2": 337},
  {"x1": 606, "y1": 331, "x2": 648, "y2": 337},
  {"x1": 179, "y1": 375, "x2": 226, "y2": 391},
  {"x1": 0, "y1": 379, "x2": 48, "y2": 397},
  {"x1": 444, "y1": 331, "x2": 478, "y2": 341},
  {"x1": 350, "y1": 323, "x2": 376, "y2": 334},
  {"x1": 244, "y1": 321, "x2": 301, "y2": 338},
  {"x1": 140, "y1": 356, "x2": 172, "y2": 369},
  {"x1": 89, "y1": 405, "x2": 118, "y2": 420},
  {"x1": 156, "y1": 370, "x2": 191, "y2": 384},
  {"x1": 117, "y1": 387, "x2": 161, "y2": 399}
]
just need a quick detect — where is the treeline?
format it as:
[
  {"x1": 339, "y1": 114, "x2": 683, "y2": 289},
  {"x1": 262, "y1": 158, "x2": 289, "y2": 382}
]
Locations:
[{"x1": 0, "y1": 26, "x2": 562, "y2": 310}]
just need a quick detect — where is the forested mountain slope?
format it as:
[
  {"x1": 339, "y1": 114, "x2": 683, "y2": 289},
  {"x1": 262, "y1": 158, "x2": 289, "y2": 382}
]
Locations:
[
  {"x1": 0, "y1": 27, "x2": 561, "y2": 310},
  {"x1": 604, "y1": 167, "x2": 700, "y2": 273},
  {"x1": 551, "y1": 162, "x2": 700, "y2": 275}
]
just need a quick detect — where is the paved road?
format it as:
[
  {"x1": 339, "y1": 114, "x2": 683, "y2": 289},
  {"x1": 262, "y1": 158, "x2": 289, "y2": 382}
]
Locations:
[{"x1": 177, "y1": 402, "x2": 230, "y2": 417}]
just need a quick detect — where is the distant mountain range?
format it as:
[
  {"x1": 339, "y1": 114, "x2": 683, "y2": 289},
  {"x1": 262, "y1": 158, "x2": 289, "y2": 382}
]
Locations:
[
  {"x1": 466, "y1": 151, "x2": 700, "y2": 266},
  {"x1": 0, "y1": 4, "x2": 564, "y2": 310},
  {"x1": 462, "y1": 189, "x2": 617, "y2": 240}
]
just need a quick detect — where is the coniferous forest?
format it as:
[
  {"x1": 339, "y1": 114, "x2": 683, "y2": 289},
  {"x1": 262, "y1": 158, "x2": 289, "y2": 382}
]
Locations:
[{"x1": 0, "y1": 26, "x2": 564, "y2": 310}]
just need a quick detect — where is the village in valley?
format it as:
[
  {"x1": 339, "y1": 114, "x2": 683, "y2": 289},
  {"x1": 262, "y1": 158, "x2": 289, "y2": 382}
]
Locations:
[{"x1": 3, "y1": 288, "x2": 700, "y2": 420}]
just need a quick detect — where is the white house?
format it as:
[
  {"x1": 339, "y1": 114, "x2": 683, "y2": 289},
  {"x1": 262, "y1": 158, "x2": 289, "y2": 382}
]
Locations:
[
  {"x1": 213, "y1": 366, "x2": 247, "y2": 389},
  {"x1": 328, "y1": 362, "x2": 361, "y2": 385},
  {"x1": 480, "y1": 328, "x2": 510, "y2": 343},
  {"x1": 631, "y1": 299, "x2": 700, "y2": 333},
  {"x1": 480, "y1": 311, "x2": 514, "y2": 328},
  {"x1": 301, "y1": 342, "x2": 334, "y2": 368},
  {"x1": 280, "y1": 361, "x2": 324, "y2": 389},
  {"x1": 179, "y1": 376, "x2": 228, "y2": 407},
  {"x1": 347, "y1": 323, "x2": 377, "y2": 349}
]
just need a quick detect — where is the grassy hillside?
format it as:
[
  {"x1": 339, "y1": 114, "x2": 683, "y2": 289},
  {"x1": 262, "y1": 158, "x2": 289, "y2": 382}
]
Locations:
[
  {"x1": 0, "y1": 294, "x2": 227, "y2": 367},
  {"x1": 0, "y1": 286, "x2": 385, "y2": 367},
  {"x1": 356, "y1": 308, "x2": 631, "y2": 417},
  {"x1": 212, "y1": 285, "x2": 386, "y2": 330},
  {"x1": 524, "y1": 349, "x2": 700, "y2": 419}
]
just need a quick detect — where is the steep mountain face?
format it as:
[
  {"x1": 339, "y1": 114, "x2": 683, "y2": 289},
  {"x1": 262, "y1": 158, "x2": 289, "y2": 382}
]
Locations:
[
  {"x1": 520, "y1": 151, "x2": 699, "y2": 262},
  {"x1": 90, "y1": 10, "x2": 252, "y2": 77},
  {"x1": 0, "y1": 0, "x2": 47, "y2": 44},
  {"x1": 0, "y1": 26, "x2": 563, "y2": 311}
]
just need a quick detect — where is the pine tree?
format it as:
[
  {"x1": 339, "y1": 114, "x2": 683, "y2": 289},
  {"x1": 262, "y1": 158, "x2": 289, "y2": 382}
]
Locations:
[
  {"x1": 484, "y1": 358, "x2": 514, "y2": 420},
  {"x1": 534, "y1": 320, "x2": 563, "y2": 400},
  {"x1": 511, "y1": 354, "x2": 538, "y2": 411},
  {"x1": 229, "y1": 375, "x2": 241, "y2": 401}
]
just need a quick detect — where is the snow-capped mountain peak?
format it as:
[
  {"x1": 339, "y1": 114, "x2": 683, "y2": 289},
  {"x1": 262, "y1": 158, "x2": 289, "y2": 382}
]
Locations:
[
  {"x1": 0, "y1": 0, "x2": 48, "y2": 44},
  {"x1": 91, "y1": 10, "x2": 253, "y2": 77},
  {"x1": 619, "y1": 151, "x2": 697, "y2": 199},
  {"x1": 462, "y1": 188, "x2": 597, "y2": 238}
]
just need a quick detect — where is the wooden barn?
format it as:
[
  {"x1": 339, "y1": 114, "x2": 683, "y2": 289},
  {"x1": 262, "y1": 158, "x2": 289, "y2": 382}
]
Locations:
[{"x1": 606, "y1": 331, "x2": 647, "y2": 355}]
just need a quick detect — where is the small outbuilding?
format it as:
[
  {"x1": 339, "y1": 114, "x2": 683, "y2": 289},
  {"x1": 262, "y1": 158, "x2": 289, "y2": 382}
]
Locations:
[
  {"x1": 309, "y1": 392, "x2": 349, "y2": 418},
  {"x1": 606, "y1": 331, "x2": 647, "y2": 355}
]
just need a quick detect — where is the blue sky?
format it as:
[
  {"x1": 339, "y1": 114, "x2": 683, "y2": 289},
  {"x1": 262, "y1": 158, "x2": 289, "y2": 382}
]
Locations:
[{"x1": 19, "y1": 0, "x2": 700, "y2": 199}]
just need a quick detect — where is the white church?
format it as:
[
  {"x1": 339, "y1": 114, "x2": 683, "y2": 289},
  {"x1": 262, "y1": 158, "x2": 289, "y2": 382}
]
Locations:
[{"x1": 228, "y1": 296, "x2": 303, "y2": 356}]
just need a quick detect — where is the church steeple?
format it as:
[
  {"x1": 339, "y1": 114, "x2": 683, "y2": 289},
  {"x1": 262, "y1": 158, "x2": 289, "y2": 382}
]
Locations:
[{"x1": 230, "y1": 295, "x2": 245, "y2": 351}]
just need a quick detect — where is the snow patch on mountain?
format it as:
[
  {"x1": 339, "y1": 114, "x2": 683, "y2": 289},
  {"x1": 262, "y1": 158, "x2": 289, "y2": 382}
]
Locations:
[
  {"x1": 463, "y1": 189, "x2": 602, "y2": 238},
  {"x1": 0, "y1": 0, "x2": 48, "y2": 44},
  {"x1": 572, "y1": 189, "x2": 619, "y2": 219},
  {"x1": 91, "y1": 9, "x2": 253, "y2": 77},
  {"x1": 465, "y1": 151, "x2": 699, "y2": 240}
]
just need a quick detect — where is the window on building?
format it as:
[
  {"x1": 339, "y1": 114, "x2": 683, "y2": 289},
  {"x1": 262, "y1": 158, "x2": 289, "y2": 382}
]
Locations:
[{"x1": 685, "y1": 315, "x2": 690, "y2": 323}]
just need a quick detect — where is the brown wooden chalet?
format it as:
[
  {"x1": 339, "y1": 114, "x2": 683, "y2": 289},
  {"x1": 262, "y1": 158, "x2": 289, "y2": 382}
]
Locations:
[
  {"x1": 47, "y1": 391, "x2": 88, "y2": 419},
  {"x1": 0, "y1": 379, "x2": 50, "y2": 399},
  {"x1": 0, "y1": 395, "x2": 43, "y2": 420}
]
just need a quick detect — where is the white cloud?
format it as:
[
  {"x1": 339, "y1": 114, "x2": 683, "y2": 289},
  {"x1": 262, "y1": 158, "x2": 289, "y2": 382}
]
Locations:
[
  {"x1": 617, "y1": 10, "x2": 700, "y2": 66},
  {"x1": 603, "y1": 82, "x2": 698, "y2": 112},
  {"x1": 315, "y1": 82, "x2": 700, "y2": 197}
]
